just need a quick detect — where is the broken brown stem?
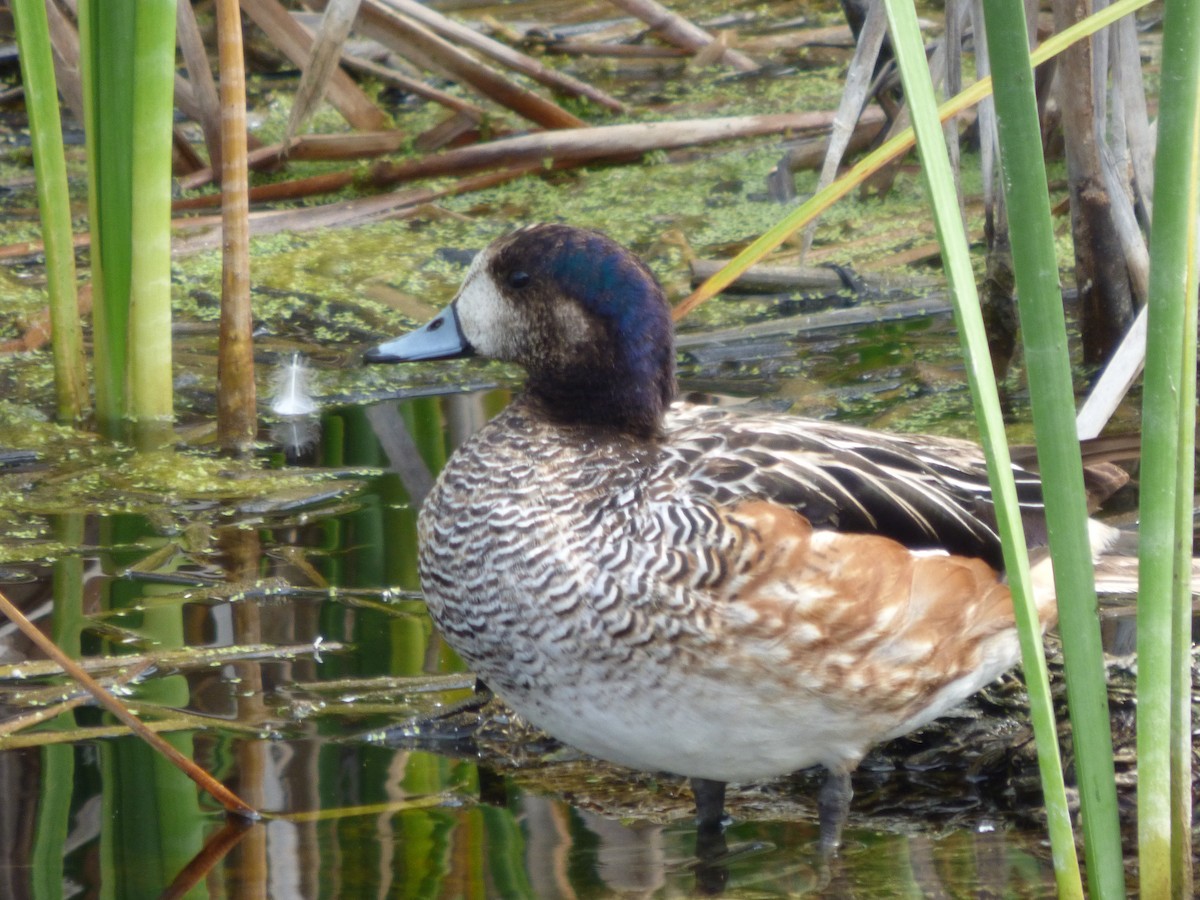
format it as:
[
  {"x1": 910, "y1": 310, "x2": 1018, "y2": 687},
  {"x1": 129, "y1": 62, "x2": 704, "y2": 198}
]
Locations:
[
  {"x1": 158, "y1": 818, "x2": 256, "y2": 900},
  {"x1": 607, "y1": 0, "x2": 758, "y2": 71},
  {"x1": 538, "y1": 40, "x2": 690, "y2": 58},
  {"x1": 287, "y1": 0, "x2": 366, "y2": 141},
  {"x1": 170, "y1": 164, "x2": 545, "y2": 255},
  {"x1": 216, "y1": 0, "x2": 257, "y2": 453},
  {"x1": 689, "y1": 259, "x2": 938, "y2": 292},
  {"x1": 340, "y1": 54, "x2": 486, "y2": 118},
  {"x1": 0, "y1": 283, "x2": 92, "y2": 353},
  {"x1": 369, "y1": 113, "x2": 848, "y2": 186},
  {"x1": 357, "y1": 0, "x2": 585, "y2": 129},
  {"x1": 240, "y1": 0, "x2": 387, "y2": 130},
  {"x1": 176, "y1": 0, "x2": 223, "y2": 169},
  {"x1": 369, "y1": 0, "x2": 627, "y2": 113},
  {"x1": 173, "y1": 170, "x2": 359, "y2": 210},
  {"x1": 0, "y1": 587, "x2": 258, "y2": 818}
]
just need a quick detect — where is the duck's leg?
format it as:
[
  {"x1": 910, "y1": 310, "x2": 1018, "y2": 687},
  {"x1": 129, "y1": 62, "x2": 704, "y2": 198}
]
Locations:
[
  {"x1": 690, "y1": 777, "x2": 728, "y2": 831},
  {"x1": 817, "y1": 767, "x2": 852, "y2": 853}
]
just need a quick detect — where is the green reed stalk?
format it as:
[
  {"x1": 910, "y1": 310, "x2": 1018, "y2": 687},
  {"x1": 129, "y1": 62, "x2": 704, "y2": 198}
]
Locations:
[
  {"x1": 1137, "y1": 0, "x2": 1200, "y2": 895},
  {"x1": 11, "y1": 0, "x2": 87, "y2": 422},
  {"x1": 33, "y1": 515, "x2": 85, "y2": 898},
  {"x1": 127, "y1": 0, "x2": 177, "y2": 427},
  {"x1": 79, "y1": 0, "x2": 176, "y2": 435},
  {"x1": 979, "y1": 2, "x2": 1126, "y2": 896},
  {"x1": 879, "y1": 0, "x2": 1083, "y2": 894},
  {"x1": 1168, "y1": 245, "x2": 1197, "y2": 900},
  {"x1": 78, "y1": 0, "x2": 133, "y2": 427}
]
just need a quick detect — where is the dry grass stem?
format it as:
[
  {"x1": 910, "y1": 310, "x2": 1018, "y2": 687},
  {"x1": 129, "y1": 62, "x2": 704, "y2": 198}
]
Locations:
[
  {"x1": 373, "y1": 0, "x2": 626, "y2": 113},
  {"x1": 240, "y1": 0, "x2": 386, "y2": 130},
  {"x1": 607, "y1": 0, "x2": 759, "y2": 72},
  {"x1": 0, "y1": 587, "x2": 258, "y2": 816},
  {"x1": 357, "y1": 0, "x2": 586, "y2": 129}
]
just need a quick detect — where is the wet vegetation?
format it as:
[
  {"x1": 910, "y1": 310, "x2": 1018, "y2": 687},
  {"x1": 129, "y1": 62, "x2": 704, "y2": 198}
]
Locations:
[{"x1": 0, "y1": 0, "x2": 1196, "y2": 896}]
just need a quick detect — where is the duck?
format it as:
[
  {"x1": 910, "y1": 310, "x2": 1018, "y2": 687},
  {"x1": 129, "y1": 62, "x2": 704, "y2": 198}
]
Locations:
[{"x1": 365, "y1": 223, "x2": 1124, "y2": 851}]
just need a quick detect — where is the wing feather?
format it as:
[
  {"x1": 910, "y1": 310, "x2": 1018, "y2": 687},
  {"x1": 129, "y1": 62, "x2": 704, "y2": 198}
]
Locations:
[{"x1": 662, "y1": 403, "x2": 1048, "y2": 569}]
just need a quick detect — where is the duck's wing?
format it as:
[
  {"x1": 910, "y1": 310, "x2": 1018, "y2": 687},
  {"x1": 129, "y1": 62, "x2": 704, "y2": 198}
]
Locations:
[
  {"x1": 662, "y1": 403, "x2": 1047, "y2": 570},
  {"x1": 694, "y1": 498, "x2": 1029, "y2": 741}
]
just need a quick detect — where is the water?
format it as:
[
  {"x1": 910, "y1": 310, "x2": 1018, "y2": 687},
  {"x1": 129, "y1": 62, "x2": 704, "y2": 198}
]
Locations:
[
  {"x1": 0, "y1": 0, "x2": 1173, "y2": 888},
  {"x1": 0, "y1": 340, "x2": 1078, "y2": 896}
]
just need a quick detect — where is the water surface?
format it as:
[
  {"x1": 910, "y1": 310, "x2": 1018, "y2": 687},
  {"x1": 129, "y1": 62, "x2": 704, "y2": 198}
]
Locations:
[{"x1": 0, "y1": 314, "x2": 1087, "y2": 897}]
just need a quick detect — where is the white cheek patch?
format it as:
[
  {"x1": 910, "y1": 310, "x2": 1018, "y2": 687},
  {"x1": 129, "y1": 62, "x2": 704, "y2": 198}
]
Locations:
[{"x1": 454, "y1": 248, "x2": 519, "y2": 359}]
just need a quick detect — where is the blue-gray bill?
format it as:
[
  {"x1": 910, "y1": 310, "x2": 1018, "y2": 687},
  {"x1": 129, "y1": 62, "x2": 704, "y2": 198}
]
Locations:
[{"x1": 364, "y1": 303, "x2": 473, "y2": 362}]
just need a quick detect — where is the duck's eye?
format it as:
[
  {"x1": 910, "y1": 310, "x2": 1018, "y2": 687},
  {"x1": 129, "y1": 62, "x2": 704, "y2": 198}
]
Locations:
[{"x1": 507, "y1": 270, "x2": 531, "y2": 289}]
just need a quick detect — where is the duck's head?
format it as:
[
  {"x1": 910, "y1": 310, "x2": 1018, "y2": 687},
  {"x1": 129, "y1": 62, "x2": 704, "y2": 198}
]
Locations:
[{"x1": 366, "y1": 224, "x2": 677, "y2": 438}]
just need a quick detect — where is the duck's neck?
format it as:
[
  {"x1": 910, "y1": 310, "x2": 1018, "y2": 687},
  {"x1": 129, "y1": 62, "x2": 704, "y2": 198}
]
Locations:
[
  {"x1": 523, "y1": 374, "x2": 674, "y2": 441},
  {"x1": 524, "y1": 330, "x2": 676, "y2": 439}
]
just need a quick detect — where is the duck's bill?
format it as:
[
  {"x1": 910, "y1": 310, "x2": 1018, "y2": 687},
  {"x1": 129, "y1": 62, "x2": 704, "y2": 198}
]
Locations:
[{"x1": 364, "y1": 303, "x2": 474, "y2": 363}]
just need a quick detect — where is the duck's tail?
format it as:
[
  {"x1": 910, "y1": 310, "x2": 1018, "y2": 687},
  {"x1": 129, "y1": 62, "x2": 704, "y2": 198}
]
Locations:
[
  {"x1": 1092, "y1": 553, "x2": 1200, "y2": 596},
  {"x1": 1027, "y1": 519, "x2": 1127, "y2": 617},
  {"x1": 1030, "y1": 518, "x2": 1200, "y2": 603}
]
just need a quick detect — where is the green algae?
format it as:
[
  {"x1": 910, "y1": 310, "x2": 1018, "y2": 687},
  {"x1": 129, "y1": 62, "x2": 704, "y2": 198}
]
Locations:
[
  {"x1": 0, "y1": 0, "x2": 1116, "y2": 455},
  {"x1": 0, "y1": 353, "x2": 57, "y2": 415},
  {"x1": 0, "y1": 395, "x2": 359, "y2": 565},
  {"x1": 0, "y1": 263, "x2": 63, "y2": 338}
]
